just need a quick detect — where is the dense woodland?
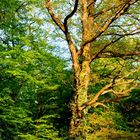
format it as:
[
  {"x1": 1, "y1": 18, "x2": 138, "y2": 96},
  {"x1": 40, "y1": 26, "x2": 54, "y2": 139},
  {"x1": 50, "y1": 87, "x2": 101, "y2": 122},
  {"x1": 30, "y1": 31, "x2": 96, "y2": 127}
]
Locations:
[{"x1": 0, "y1": 0, "x2": 140, "y2": 139}]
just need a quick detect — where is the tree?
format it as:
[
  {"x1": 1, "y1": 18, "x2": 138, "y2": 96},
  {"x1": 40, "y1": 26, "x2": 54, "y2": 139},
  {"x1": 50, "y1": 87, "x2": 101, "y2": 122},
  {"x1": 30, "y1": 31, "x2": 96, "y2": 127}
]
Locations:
[
  {"x1": 45, "y1": 0, "x2": 140, "y2": 138},
  {"x1": 0, "y1": 0, "x2": 69, "y2": 139}
]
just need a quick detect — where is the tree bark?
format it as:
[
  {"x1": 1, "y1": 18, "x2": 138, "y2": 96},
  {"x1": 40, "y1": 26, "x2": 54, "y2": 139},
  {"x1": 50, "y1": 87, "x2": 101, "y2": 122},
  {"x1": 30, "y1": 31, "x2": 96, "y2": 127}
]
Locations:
[
  {"x1": 69, "y1": 45, "x2": 91, "y2": 138},
  {"x1": 69, "y1": 0, "x2": 93, "y2": 138}
]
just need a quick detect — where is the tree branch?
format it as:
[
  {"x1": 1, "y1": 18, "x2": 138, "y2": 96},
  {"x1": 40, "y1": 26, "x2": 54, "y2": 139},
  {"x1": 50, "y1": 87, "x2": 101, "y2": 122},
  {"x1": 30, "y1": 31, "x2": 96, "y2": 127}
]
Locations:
[
  {"x1": 79, "y1": 83, "x2": 113, "y2": 110},
  {"x1": 93, "y1": 3, "x2": 123, "y2": 18},
  {"x1": 79, "y1": 68, "x2": 139, "y2": 110},
  {"x1": 103, "y1": 30, "x2": 140, "y2": 37},
  {"x1": 90, "y1": 37, "x2": 122, "y2": 62},
  {"x1": 45, "y1": 0, "x2": 65, "y2": 32},
  {"x1": 92, "y1": 102, "x2": 108, "y2": 108},
  {"x1": 64, "y1": 0, "x2": 78, "y2": 34},
  {"x1": 102, "y1": 51, "x2": 140, "y2": 58},
  {"x1": 82, "y1": 0, "x2": 138, "y2": 47},
  {"x1": 45, "y1": 0, "x2": 80, "y2": 72},
  {"x1": 102, "y1": 95, "x2": 130, "y2": 103}
]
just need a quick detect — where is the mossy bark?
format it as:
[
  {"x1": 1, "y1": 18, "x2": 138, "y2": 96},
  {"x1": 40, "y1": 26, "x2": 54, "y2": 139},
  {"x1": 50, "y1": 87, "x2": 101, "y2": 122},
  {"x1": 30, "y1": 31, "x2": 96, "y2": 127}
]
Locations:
[
  {"x1": 69, "y1": 45, "x2": 91, "y2": 138},
  {"x1": 69, "y1": 1, "x2": 94, "y2": 138}
]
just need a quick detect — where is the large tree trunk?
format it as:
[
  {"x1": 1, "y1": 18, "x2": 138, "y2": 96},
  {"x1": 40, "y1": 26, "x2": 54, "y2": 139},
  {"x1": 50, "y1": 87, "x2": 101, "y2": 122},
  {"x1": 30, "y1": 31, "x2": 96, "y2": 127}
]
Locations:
[
  {"x1": 69, "y1": 64, "x2": 90, "y2": 138},
  {"x1": 69, "y1": 44, "x2": 91, "y2": 138},
  {"x1": 69, "y1": 0, "x2": 94, "y2": 138}
]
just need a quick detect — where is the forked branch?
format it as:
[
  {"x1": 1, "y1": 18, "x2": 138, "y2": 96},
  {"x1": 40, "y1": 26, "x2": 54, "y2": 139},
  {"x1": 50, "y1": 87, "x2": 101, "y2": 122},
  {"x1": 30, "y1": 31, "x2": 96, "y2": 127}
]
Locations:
[
  {"x1": 79, "y1": 68, "x2": 139, "y2": 111},
  {"x1": 79, "y1": 83, "x2": 113, "y2": 110},
  {"x1": 45, "y1": 0, "x2": 79, "y2": 71},
  {"x1": 90, "y1": 37, "x2": 122, "y2": 62},
  {"x1": 82, "y1": 0, "x2": 138, "y2": 47}
]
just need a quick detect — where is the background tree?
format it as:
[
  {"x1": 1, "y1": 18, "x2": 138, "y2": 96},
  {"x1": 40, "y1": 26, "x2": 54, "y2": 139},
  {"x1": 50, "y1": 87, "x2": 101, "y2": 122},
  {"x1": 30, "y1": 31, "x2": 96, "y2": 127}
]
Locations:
[{"x1": 0, "y1": 0, "x2": 71, "y2": 139}]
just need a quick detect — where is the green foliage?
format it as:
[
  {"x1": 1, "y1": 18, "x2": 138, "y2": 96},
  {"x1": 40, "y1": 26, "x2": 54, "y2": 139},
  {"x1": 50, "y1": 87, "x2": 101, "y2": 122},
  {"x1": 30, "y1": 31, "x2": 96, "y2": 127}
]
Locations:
[
  {"x1": 0, "y1": 0, "x2": 140, "y2": 139},
  {"x1": 76, "y1": 107, "x2": 139, "y2": 140},
  {"x1": 19, "y1": 115, "x2": 62, "y2": 140},
  {"x1": 0, "y1": 0, "x2": 71, "y2": 139},
  {"x1": 119, "y1": 88, "x2": 140, "y2": 133},
  {"x1": 0, "y1": 93, "x2": 33, "y2": 139}
]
